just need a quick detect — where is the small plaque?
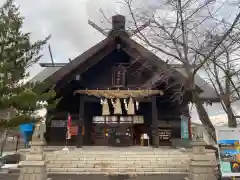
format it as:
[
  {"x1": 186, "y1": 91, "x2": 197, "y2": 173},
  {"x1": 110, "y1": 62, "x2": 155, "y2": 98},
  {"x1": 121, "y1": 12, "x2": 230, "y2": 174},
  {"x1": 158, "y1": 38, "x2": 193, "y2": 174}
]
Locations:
[{"x1": 51, "y1": 120, "x2": 66, "y2": 127}]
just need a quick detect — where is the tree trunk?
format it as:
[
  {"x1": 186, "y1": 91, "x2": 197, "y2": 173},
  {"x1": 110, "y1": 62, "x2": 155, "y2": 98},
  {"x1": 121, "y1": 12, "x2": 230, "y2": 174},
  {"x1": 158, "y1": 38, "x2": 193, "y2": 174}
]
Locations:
[
  {"x1": 226, "y1": 106, "x2": 237, "y2": 127},
  {"x1": 0, "y1": 129, "x2": 8, "y2": 157},
  {"x1": 223, "y1": 98, "x2": 237, "y2": 127},
  {"x1": 224, "y1": 70, "x2": 237, "y2": 128},
  {"x1": 183, "y1": 64, "x2": 216, "y2": 142},
  {"x1": 192, "y1": 92, "x2": 216, "y2": 142}
]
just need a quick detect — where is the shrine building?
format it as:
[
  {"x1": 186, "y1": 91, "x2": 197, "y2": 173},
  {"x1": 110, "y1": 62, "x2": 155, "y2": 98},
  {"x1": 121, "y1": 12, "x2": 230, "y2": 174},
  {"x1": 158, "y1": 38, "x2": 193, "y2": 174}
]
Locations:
[{"x1": 30, "y1": 15, "x2": 219, "y2": 148}]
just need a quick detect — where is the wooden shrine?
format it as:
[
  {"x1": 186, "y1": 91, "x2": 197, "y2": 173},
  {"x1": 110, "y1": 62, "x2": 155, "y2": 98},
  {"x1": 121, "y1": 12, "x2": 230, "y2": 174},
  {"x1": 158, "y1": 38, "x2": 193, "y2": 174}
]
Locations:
[{"x1": 30, "y1": 14, "x2": 217, "y2": 148}]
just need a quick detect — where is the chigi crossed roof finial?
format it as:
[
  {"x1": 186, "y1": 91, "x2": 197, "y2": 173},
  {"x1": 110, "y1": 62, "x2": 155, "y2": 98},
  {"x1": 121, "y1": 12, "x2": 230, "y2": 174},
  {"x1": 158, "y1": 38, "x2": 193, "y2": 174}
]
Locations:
[{"x1": 88, "y1": 14, "x2": 150, "y2": 38}]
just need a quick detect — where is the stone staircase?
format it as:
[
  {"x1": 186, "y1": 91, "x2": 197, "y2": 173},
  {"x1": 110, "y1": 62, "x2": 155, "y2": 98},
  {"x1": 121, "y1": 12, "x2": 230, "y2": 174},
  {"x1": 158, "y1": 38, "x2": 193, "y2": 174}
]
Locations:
[{"x1": 45, "y1": 147, "x2": 191, "y2": 175}]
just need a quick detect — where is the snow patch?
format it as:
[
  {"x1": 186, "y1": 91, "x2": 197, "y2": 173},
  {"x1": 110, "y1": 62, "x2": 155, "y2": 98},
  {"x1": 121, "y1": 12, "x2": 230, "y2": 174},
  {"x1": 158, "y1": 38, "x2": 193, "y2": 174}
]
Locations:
[{"x1": 1, "y1": 164, "x2": 18, "y2": 169}]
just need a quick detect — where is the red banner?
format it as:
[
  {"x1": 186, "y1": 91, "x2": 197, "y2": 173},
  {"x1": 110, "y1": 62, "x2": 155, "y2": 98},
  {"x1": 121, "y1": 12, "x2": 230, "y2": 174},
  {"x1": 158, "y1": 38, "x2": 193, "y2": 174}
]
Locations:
[
  {"x1": 67, "y1": 114, "x2": 72, "y2": 128},
  {"x1": 70, "y1": 126, "x2": 78, "y2": 136}
]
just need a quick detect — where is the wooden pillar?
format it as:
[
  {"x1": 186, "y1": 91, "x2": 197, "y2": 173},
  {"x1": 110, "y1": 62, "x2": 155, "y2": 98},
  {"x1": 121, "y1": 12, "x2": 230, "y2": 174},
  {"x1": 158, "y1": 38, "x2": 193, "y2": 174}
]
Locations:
[
  {"x1": 151, "y1": 96, "x2": 159, "y2": 147},
  {"x1": 77, "y1": 95, "x2": 84, "y2": 148}
]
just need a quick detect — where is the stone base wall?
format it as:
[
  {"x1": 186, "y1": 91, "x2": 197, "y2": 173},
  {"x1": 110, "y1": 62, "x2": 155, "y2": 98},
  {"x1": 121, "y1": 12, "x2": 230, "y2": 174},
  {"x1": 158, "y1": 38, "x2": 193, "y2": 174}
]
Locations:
[
  {"x1": 18, "y1": 140, "x2": 47, "y2": 180},
  {"x1": 189, "y1": 138, "x2": 218, "y2": 180},
  {"x1": 18, "y1": 166, "x2": 47, "y2": 180}
]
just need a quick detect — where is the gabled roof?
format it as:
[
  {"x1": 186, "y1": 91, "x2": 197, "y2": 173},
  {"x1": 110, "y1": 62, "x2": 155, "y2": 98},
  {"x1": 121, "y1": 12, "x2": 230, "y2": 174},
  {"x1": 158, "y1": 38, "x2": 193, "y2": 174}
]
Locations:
[
  {"x1": 30, "y1": 66, "x2": 61, "y2": 83},
  {"x1": 30, "y1": 35, "x2": 184, "y2": 85},
  {"x1": 44, "y1": 38, "x2": 113, "y2": 84},
  {"x1": 29, "y1": 30, "x2": 219, "y2": 102},
  {"x1": 173, "y1": 66, "x2": 219, "y2": 101}
]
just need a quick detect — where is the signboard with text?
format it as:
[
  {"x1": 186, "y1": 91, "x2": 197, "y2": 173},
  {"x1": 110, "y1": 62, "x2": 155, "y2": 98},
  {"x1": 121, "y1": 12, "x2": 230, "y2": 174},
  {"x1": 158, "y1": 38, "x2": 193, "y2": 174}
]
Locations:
[
  {"x1": 216, "y1": 127, "x2": 240, "y2": 177},
  {"x1": 180, "y1": 115, "x2": 189, "y2": 139}
]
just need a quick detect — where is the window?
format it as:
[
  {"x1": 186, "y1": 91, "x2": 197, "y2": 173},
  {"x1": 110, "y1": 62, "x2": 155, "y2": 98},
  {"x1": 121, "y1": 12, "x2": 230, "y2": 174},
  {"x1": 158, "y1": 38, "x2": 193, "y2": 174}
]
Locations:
[
  {"x1": 93, "y1": 116, "x2": 105, "y2": 124},
  {"x1": 120, "y1": 116, "x2": 132, "y2": 124},
  {"x1": 106, "y1": 116, "x2": 118, "y2": 124},
  {"x1": 112, "y1": 64, "x2": 126, "y2": 87}
]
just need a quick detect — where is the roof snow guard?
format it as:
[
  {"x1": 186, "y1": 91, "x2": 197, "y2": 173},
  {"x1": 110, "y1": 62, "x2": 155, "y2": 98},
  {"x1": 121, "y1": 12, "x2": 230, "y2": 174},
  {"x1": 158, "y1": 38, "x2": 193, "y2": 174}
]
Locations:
[{"x1": 29, "y1": 14, "x2": 220, "y2": 102}]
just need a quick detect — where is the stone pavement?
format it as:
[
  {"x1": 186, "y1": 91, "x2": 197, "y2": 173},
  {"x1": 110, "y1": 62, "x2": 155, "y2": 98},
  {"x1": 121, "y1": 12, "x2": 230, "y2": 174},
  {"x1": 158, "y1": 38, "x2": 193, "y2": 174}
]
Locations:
[{"x1": 0, "y1": 174, "x2": 187, "y2": 180}]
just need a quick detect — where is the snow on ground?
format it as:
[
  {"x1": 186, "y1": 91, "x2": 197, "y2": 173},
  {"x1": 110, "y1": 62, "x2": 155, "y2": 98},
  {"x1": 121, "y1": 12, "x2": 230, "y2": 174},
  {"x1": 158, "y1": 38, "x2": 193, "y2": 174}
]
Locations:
[
  {"x1": 1, "y1": 164, "x2": 18, "y2": 169},
  {"x1": 193, "y1": 114, "x2": 240, "y2": 127},
  {"x1": 1, "y1": 152, "x2": 16, "y2": 157}
]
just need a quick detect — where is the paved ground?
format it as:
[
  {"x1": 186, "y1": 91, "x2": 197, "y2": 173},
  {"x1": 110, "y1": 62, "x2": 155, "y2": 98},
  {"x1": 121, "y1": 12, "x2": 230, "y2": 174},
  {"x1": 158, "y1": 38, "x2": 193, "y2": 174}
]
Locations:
[
  {"x1": 1, "y1": 174, "x2": 239, "y2": 180},
  {"x1": 0, "y1": 174, "x2": 187, "y2": 180}
]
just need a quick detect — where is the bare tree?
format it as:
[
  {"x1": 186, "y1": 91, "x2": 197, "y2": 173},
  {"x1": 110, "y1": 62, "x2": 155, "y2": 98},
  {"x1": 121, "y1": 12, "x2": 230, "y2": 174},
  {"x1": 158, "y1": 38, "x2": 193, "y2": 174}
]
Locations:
[
  {"x1": 120, "y1": 0, "x2": 240, "y2": 141},
  {"x1": 203, "y1": 32, "x2": 240, "y2": 127}
]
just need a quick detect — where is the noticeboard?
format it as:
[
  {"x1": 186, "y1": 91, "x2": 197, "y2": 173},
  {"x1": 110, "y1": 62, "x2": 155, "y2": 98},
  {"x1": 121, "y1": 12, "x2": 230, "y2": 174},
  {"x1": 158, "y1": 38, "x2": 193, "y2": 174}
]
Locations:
[
  {"x1": 216, "y1": 127, "x2": 240, "y2": 177},
  {"x1": 158, "y1": 129, "x2": 172, "y2": 141}
]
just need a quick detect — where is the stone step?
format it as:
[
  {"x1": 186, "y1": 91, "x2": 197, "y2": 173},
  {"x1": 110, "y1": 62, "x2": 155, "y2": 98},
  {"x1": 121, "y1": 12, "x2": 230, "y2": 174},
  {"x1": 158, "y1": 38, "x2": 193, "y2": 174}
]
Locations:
[
  {"x1": 47, "y1": 158, "x2": 190, "y2": 163},
  {"x1": 47, "y1": 167, "x2": 189, "y2": 174},
  {"x1": 46, "y1": 157, "x2": 190, "y2": 162},
  {"x1": 46, "y1": 158, "x2": 190, "y2": 162},
  {"x1": 43, "y1": 148, "x2": 192, "y2": 175},
  {"x1": 46, "y1": 155, "x2": 190, "y2": 160},
  {"x1": 46, "y1": 155, "x2": 190, "y2": 157},
  {"x1": 47, "y1": 163, "x2": 189, "y2": 168},
  {"x1": 48, "y1": 159, "x2": 190, "y2": 165},
  {"x1": 47, "y1": 152, "x2": 189, "y2": 156},
  {"x1": 46, "y1": 149, "x2": 190, "y2": 155},
  {"x1": 46, "y1": 154, "x2": 190, "y2": 157}
]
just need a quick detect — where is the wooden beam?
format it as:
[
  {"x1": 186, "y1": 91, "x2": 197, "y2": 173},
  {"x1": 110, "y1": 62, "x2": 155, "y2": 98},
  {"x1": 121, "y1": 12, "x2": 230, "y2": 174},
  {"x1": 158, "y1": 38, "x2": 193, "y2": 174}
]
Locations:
[
  {"x1": 39, "y1": 63, "x2": 67, "y2": 67},
  {"x1": 55, "y1": 41, "x2": 115, "y2": 91},
  {"x1": 74, "y1": 89, "x2": 164, "y2": 98},
  {"x1": 121, "y1": 36, "x2": 187, "y2": 85},
  {"x1": 88, "y1": 20, "x2": 108, "y2": 36}
]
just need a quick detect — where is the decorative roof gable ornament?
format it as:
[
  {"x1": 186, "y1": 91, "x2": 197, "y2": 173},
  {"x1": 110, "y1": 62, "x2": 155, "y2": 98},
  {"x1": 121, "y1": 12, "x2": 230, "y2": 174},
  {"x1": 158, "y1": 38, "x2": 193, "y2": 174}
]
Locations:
[{"x1": 88, "y1": 14, "x2": 150, "y2": 38}]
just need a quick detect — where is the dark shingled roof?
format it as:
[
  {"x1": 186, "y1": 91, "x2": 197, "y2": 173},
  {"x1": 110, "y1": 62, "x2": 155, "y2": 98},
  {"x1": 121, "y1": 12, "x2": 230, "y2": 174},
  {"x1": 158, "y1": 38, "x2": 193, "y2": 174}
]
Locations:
[{"x1": 29, "y1": 19, "x2": 219, "y2": 102}]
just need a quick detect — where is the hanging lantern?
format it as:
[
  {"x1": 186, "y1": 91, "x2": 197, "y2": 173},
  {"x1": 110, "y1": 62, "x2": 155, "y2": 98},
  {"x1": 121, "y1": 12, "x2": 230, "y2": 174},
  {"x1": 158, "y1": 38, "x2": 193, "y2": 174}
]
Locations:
[
  {"x1": 127, "y1": 97, "x2": 135, "y2": 115},
  {"x1": 114, "y1": 98, "x2": 122, "y2": 115},
  {"x1": 101, "y1": 98, "x2": 110, "y2": 115}
]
